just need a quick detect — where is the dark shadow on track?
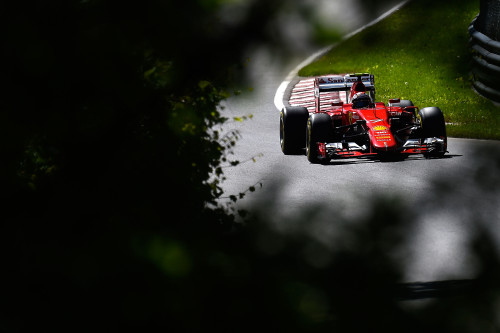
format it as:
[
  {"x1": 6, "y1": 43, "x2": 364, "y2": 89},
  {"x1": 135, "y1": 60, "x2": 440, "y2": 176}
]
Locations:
[
  {"x1": 317, "y1": 154, "x2": 462, "y2": 166},
  {"x1": 396, "y1": 279, "x2": 477, "y2": 301}
]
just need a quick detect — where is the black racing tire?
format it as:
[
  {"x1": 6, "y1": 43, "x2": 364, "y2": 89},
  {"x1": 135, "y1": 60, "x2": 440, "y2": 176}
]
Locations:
[
  {"x1": 280, "y1": 106, "x2": 309, "y2": 154},
  {"x1": 390, "y1": 100, "x2": 414, "y2": 141},
  {"x1": 306, "y1": 113, "x2": 332, "y2": 163},
  {"x1": 419, "y1": 107, "x2": 447, "y2": 157},
  {"x1": 390, "y1": 99, "x2": 414, "y2": 108}
]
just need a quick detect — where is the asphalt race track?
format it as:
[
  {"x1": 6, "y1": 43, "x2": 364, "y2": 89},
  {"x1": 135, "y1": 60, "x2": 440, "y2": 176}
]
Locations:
[{"x1": 218, "y1": 51, "x2": 500, "y2": 283}]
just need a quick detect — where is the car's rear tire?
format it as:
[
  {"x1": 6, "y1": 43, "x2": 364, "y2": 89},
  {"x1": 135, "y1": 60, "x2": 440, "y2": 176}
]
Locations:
[
  {"x1": 280, "y1": 106, "x2": 309, "y2": 154},
  {"x1": 390, "y1": 100, "x2": 414, "y2": 141},
  {"x1": 306, "y1": 113, "x2": 332, "y2": 163},
  {"x1": 419, "y1": 107, "x2": 447, "y2": 157},
  {"x1": 390, "y1": 99, "x2": 413, "y2": 108}
]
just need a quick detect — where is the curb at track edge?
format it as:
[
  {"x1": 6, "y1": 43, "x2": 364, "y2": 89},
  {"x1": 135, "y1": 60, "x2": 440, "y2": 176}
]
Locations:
[{"x1": 273, "y1": 0, "x2": 410, "y2": 111}]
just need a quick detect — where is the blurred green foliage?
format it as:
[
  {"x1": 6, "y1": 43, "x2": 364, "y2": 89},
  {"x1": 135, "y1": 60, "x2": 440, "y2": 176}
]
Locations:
[{"x1": 0, "y1": 0, "x2": 286, "y2": 330}]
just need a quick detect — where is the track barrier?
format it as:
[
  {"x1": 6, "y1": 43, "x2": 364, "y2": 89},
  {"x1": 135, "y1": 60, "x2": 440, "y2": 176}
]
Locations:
[{"x1": 469, "y1": 14, "x2": 500, "y2": 103}]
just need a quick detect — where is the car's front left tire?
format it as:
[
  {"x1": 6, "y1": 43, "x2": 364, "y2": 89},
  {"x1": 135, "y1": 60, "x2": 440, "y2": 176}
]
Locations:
[{"x1": 419, "y1": 106, "x2": 447, "y2": 157}]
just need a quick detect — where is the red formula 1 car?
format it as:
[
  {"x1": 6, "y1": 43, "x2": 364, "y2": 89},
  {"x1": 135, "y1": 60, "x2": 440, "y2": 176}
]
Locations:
[{"x1": 280, "y1": 73, "x2": 447, "y2": 163}]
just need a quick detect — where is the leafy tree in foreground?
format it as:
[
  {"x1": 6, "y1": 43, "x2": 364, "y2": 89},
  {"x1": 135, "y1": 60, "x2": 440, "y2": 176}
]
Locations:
[{"x1": 1, "y1": 0, "x2": 290, "y2": 330}]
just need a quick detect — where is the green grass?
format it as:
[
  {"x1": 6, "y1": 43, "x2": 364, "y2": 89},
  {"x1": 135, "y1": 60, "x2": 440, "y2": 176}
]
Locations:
[{"x1": 299, "y1": 0, "x2": 500, "y2": 140}]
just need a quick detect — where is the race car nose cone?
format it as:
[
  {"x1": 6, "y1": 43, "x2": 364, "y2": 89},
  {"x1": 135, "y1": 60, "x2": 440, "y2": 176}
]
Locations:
[
  {"x1": 369, "y1": 124, "x2": 397, "y2": 151},
  {"x1": 372, "y1": 138, "x2": 397, "y2": 151}
]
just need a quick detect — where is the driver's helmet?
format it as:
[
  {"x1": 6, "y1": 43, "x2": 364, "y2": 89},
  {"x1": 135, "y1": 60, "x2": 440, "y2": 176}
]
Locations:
[{"x1": 351, "y1": 92, "x2": 372, "y2": 109}]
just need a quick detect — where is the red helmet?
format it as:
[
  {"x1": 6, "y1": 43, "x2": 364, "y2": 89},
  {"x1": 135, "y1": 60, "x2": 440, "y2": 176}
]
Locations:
[{"x1": 351, "y1": 92, "x2": 372, "y2": 109}]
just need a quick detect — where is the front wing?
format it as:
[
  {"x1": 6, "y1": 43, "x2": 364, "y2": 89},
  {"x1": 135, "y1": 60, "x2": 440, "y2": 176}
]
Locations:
[{"x1": 317, "y1": 138, "x2": 447, "y2": 159}]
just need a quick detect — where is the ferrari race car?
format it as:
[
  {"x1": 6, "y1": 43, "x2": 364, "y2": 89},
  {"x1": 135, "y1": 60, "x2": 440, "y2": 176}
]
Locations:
[{"x1": 280, "y1": 73, "x2": 447, "y2": 163}]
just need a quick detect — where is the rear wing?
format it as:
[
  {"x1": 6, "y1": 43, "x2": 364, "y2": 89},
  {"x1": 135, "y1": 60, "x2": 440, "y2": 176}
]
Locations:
[
  {"x1": 313, "y1": 73, "x2": 375, "y2": 108},
  {"x1": 317, "y1": 73, "x2": 375, "y2": 92}
]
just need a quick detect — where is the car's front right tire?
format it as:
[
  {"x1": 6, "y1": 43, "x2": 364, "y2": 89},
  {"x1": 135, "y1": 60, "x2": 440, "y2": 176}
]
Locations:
[{"x1": 306, "y1": 113, "x2": 332, "y2": 163}]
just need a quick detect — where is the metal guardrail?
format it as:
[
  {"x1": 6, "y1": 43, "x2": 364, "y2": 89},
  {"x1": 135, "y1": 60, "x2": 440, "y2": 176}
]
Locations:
[{"x1": 469, "y1": 16, "x2": 500, "y2": 103}]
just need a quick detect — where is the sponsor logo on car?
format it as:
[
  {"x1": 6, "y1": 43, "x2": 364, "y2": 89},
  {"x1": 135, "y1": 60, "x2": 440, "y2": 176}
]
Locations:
[
  {"x1": 373, "y1": 125, "x2": 388, "y2": 131},
  {"x1": 376, "y1": 135, "x2": 392, "y2": 141}
]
